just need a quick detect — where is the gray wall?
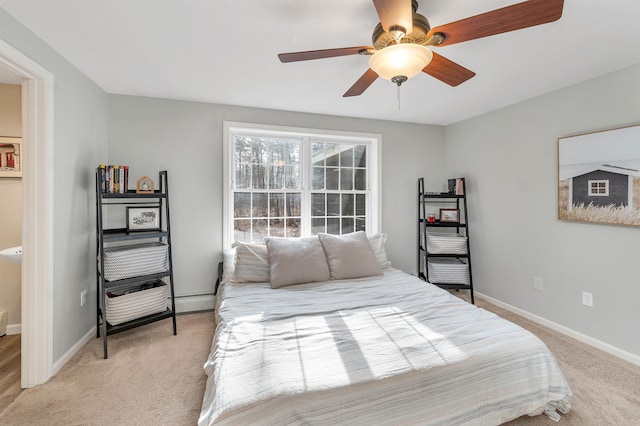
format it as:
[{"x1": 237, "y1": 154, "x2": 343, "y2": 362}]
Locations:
[
  {"x1": 445, "y1": 63, "x2": 640, "y2": 357},
  {"x1": 0, "y1": 9, "x2": 109, "y2": 361},
  {"x1": 108, "y1": 95, "x2": 446, "y2": 296}
]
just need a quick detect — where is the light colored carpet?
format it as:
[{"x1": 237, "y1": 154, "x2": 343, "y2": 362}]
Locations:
[{"x1": 1, "y1": 299, "x2": 639, "y2": 425}]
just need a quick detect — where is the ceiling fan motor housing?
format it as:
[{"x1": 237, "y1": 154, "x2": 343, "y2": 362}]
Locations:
[{"x1": 372, "y1": 12, "x2": 431, "y2": 49}]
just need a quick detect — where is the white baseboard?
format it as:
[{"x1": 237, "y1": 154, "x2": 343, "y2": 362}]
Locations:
[
  {"x1": 174, "y1": 294, "x2": 215, "y2": 313},
  {"x1": 7, "y1": 323, "x2": 21, "y2": 335},
  {"x1": 476, "y1": 292, "x2": 640, "y2": 367},
  {"x1": 52, "y1": 325, "x2": 96, "y2": 376}
]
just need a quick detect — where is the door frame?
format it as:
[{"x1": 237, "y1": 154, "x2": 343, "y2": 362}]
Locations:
[{"x1": 0, "y1": 38, "x2": 54, "y2": 387}]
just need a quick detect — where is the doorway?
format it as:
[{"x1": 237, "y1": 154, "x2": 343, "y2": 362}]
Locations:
[{"x1": 0, "y1": 38, "x2": 54, "y2": 388}]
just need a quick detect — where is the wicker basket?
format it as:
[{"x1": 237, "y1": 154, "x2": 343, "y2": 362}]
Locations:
[
  {"x1": 106, "y1": 281, "x2": 168, "y2": 325},
  {"x1": 100, "y1": 242, "x2": 169, "y2": 281},
  {"x1": 426, "y1": 232, "x2": 468, "y2": 255},
  {"x1": 427, "y1": 259, "x2": 470, "y2": 285}
]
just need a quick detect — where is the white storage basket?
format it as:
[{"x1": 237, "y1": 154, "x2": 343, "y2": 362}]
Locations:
[
  {"x1": 426, "y1": 232, "x2": 468, "y2": 255},
  {"x1": 106, "y1": 281, "x2": 168, "y2": 325},
  {"x1": 427, "y1": 259, "x2": 470, "y2": 285},
  {"x1": 100, "y1": 242, "x2": 168, "y2": 281}
]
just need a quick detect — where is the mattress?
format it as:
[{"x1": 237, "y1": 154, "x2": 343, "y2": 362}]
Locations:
[{"x1": 199, "y1": 270, "x2": 571, "y2": 425}]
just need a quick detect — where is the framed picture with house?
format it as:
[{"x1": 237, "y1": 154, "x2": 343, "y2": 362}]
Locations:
[{"x1": 558, "y1": 124, "x2": 640, "y2": 226}]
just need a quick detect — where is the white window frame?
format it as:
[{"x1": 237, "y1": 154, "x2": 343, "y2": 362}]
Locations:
[
  {"x1": 588, "y1": 179, "x2": 609, "y2": 196},
  {"x1": 223, "y1": 121, "x2": 381, "y2": 248}
]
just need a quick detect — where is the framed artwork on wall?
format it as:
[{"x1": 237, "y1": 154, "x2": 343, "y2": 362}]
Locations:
[
  {"x1": 558, "y1": 124, "x2": 640, "y2": 227},
  {"x1": 0, "y1": 137, "x2": 22, "y2": 178}
]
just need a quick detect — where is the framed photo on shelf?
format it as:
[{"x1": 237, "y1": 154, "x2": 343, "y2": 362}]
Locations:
[
  {"x1": 0, "y1": 137, "x2": 22, "y2": 178},
  {"x1": 439, "y1": 208, "x2": 460, "y2": 223},
  {"x1": 126, "y1": 206, "x2": 160, "y2": 232},
  {"x1": 136, "y1": 175, "x2": 155, "y2": 194}
]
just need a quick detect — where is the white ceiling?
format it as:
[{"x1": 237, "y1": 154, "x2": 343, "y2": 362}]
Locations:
[{"x1": 1, "y1": 0, "x2": 639, "y2": 125}]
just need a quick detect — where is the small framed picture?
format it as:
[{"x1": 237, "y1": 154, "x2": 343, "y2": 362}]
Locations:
[
  {"x1": 0, "y1": 137, "x2": 22, "y2": 178},
  {"x1": 136, "y1": 175, "x2": 155, "y2": 194},
  {"x1": 126, "y1": 206, "x2": 160, "y2": 231},
  {"x1": 439, "y1": 208, "x2": 460, "y2": 223}
]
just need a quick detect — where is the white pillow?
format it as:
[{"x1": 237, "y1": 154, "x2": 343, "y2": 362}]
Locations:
[
  {"x1": 318, "y1": 231, "x2": 383, "y2": 280},
  {"x1": 368, "y1": 233, "x2": 392, "y2": 269},
  {"x1": 221, "y1": 248, "x2": 236, "y2": 285},
  {"x1": 232, "y1": 242, "x2": 270, "y2": 283},
  {"x1": 265, "y1": 236, "x2": 331, "y2": 289}
]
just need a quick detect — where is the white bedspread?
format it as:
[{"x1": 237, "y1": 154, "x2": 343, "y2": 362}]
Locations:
[{"x1": 199, "y1": 270, "x2": 571, "y2": 425}]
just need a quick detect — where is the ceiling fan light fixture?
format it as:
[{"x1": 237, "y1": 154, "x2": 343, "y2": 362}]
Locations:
[{"x1": 369, "y1": 44, "x2": 433, "y2": 83}]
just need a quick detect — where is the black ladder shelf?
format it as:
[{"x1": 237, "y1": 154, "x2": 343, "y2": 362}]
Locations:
[
  {"x1": 95, "y1": 170, "x2": 177, "y2": 358},
  {"x1": 417, "y1": 177, "x2": 474, "y2": 304}
]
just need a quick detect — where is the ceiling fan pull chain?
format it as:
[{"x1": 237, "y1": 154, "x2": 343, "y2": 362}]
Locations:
[{"x1": 397, "y1": 84, "x2": 401, "y2": 110}]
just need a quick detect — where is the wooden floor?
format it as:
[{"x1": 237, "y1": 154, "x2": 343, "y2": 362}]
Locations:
[{"x1": 0, "y1": 334, "x2": 21, "y2": 414}]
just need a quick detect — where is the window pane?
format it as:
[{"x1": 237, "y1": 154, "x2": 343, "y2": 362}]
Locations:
[
  {"x1": 234, "y1": 193, "x2": 251, "y2": 218},
  {"x1": 312, "y1": 167, "x2": 324, "y2": 190},
  {"x1": 312, "y1": 218, "x2": 325, "y2": 234},
  {"x1": 252, "y1": 139, "x2": 268, "y2": 164},
  {"x1": 340, "y1": 168, "x2": 353, "y2": 190},
  {"x1": 269, "y1": 143, "x2": 284, "y2": 164},
  {"x1": 286, "y1": 193, "x2": 301, "y2": 217},
  {"x1": 327, "y1": 194, "x2": 340, "y2": 216},
  {"x1": 355, "y1": 217, "x2": 366, "y2": 232},
  {"x1": 252, "y1": 193, "x2": 268, "y2": 217},
  {"x1": 356, "y1": 194, "x2": 366, "y2": 215},
  {"x1": 340, "y1": 147, "x2": 354, "y2": 167},
  {"x1": 354, "y1": 169, "x2": 366, "y2": 190},
  {"x1": 269, "y1": 165, "x2": 284, "y2": 189},
  {"x1": 287, "y1": 218, "x2": 301, "y2": 237},
  {"x1": 311, "y1": 193, "x2": 325, "y2": 216},
  {"x1": 252, "y1": 219, "x2": 268, "y2": 241},
  {"x1": 326, "y1": 144, "x2": 339, "y2": 166},
  {"x1": 312, "y1": 143, "x2": 325, "y2": 166},
  {"x1": 269, "y1": 219, "x2": 284, "y2": 237},
  {"x1": 270, "y1": 193, "x2": 284, "y2": 217},
  {"x1": 326, "y1": 168, "x2": 339, "y2": 190},
  {"x1": 235, "y1": 164, "x2": 251, "y2": 189},
  {"x1": 342, "y1": 217, "x2": 354, "y2": 234},
  {"x1": 285, "y1": 165, "x2": 301, "y2": 189},
  {"x1": 341, "y1": 194, "x2": 354, "y2": 216},
  {"x1": 234, "y1": 219, "x2": 251, "y2": 242},
  {"x1": 354, "y1": 145, "x2": 366, "y2": 167},
  {"x1": 327, "y1": 218, "x2": 340, "y2": 234},
  {"x1": 234, "y1": 137, "x2": 252, "y2": 163},
  {"x1": 252, "y1": 164, "x2": 267, "y2": 189}
]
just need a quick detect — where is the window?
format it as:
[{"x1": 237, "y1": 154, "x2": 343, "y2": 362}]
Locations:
[
  {"x1": 223, "y1": 122, "x2": 380, "y2": 246},
  {"x1": 588, "y1": 180, "x2": 609, "y2": 196}
]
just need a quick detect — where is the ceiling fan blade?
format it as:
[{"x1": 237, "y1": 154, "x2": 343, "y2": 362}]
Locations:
[
  {"x1": 422, "y1": 52, "x2": 475, "y2": 86},
  {"x1": 278, "y1": 46, "x2": 373, "y2": 63},
  {"x1": 427, "y1": 0, "x2": 564, "y2": 47},
  {"x1": 343, "y1": 69, "x2": 379, "y2": 97},
  {"x1": 372, "y1": 0, "x2": 413, "y2": 35}
]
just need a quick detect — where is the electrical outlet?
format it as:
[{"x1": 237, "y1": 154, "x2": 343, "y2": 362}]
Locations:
[
  {"x1": 80, "y1": 290, "x2": 88, "y2": 307},
  {"x1": 582, "y1": 291, "x2": 593, "y2": 307},
  {"x1": 533, "y1": 276, "x2": 543, "y2": 291}
]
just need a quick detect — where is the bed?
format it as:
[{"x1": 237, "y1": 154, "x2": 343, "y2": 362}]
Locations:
[{"x1": 199, "y1": 232, "x2": 572, "y2": 425}]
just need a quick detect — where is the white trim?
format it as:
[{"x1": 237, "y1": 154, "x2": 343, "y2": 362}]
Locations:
[
  {"x1": 7, "y1": 323, "x2": 21, "y2": 335},
  {"x1": 174, "y1": 294, "x2": 215, "y2": 313},
  {"x1": 476, "y1": 292, "x2": 640, "y2": 367},
  {"x1": 52, "y1": 326, "x2": 95, "y2": 376},
  {"x1": 0, "y1": 38, "x2": 55, "y2": 388},
  {"x1": 222, "y1": 121, "x2": 381, "y2": 248}
]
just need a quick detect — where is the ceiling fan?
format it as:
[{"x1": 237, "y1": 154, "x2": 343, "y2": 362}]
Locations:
[{"x1": 278, "y1": 0, "x2": 564, "y2": 97}]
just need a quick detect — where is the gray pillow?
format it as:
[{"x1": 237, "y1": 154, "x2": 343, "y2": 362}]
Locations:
[
  {"x1": 318, "y1": 231, "x2": 383, "y2": 280},
  {"x1": 265, "y1": 236, "x2": 331, "y2": 288}
]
